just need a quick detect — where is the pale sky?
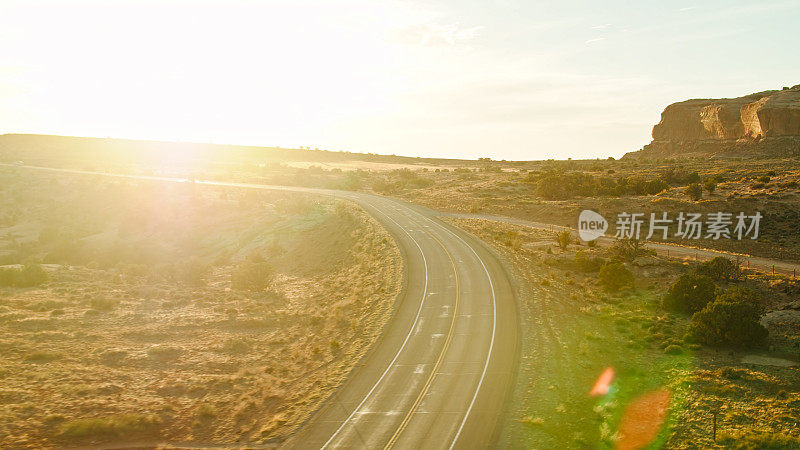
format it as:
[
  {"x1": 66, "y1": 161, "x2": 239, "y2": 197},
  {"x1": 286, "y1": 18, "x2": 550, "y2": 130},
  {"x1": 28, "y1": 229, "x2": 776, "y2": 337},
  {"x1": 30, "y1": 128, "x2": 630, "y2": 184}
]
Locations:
[{"x1": 1, "y1": 0, "x2": 799, "y2": 160}]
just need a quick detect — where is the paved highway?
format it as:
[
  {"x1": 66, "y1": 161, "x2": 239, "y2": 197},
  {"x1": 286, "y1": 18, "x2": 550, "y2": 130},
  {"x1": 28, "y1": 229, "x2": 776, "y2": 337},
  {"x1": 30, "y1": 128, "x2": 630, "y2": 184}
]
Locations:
[{"x1": 5, "y1": 165, "x2": 520, "y2": 449}]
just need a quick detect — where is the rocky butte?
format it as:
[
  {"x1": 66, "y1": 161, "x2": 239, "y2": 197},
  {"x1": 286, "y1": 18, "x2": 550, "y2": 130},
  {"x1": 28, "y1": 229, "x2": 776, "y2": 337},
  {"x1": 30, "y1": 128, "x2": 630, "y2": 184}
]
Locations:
[{"x1": 626, "y1": 84, "x2": 800, "y2": 158}]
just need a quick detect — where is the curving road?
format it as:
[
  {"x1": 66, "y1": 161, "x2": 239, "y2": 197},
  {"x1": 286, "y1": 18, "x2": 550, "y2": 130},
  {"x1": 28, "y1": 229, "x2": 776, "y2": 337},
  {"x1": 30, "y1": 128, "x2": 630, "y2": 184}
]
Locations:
[
  {"x1": 282, "y1": 194, "x2": 518, "y2": 449},
  {"x1": 5, "y1": 164, "x2": 519, "y2": 449}
]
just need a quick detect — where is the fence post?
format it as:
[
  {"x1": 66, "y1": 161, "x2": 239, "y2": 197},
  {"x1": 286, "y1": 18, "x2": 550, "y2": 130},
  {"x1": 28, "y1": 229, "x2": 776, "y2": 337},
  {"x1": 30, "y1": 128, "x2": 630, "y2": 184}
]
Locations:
[{"x1": 712, "y1": 410, "x2": 718, "y2": 442}]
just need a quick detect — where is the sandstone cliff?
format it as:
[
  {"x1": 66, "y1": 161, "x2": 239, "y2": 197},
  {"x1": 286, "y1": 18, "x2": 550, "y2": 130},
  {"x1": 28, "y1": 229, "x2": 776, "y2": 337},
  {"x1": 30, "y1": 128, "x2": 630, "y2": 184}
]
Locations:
[{"x1": 626, "y1": 85, "x2": 800, "y2": 158}]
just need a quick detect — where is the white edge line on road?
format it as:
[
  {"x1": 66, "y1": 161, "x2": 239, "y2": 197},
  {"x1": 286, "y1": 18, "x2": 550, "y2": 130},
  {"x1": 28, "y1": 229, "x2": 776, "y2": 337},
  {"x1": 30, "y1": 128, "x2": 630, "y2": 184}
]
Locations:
[{"x1": 320, "y1": 199, "x2": 431, "y2": 449}]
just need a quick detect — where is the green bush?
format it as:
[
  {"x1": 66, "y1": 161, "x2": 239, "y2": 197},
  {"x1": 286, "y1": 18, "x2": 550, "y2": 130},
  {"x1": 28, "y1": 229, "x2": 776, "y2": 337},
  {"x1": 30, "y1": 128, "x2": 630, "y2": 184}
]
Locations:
[
  {"x1": 686, "y1": 287, "x2": 768, "y2": 348},
  {"x1": 598, "y1": 262, "x2": 634, "y2": 292},
  {"x1": 662, "y1": 273, "x2": 716, "y2": 314},
  {"x1": 574, "y1": 250, "x2": 605, "y2": 272},
  {"x1": 695, "y1": 256, "x2": 740, "y2": 281},
  {"x1": 231, "y1": 251, "x2": 273, "y2": 291}
]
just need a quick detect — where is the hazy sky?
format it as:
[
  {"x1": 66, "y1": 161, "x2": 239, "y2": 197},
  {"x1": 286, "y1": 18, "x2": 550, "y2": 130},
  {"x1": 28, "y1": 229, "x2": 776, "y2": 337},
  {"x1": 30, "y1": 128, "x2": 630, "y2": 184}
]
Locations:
[{"x1": 1, "y1": 0, "x2": 799, "y2": 160}]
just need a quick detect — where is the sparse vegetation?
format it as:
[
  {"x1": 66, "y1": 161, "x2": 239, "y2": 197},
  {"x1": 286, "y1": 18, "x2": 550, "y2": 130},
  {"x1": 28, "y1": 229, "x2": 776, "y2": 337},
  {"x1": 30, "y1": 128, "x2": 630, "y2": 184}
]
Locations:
[
  {"x1": 230, "y1": 251, "x2": 273, "y2": 291},
  {"x1": 574, "y1": 250, "x2": 605, "y2": 272},
  {"x1": 0, "y1": 173, "x2": 402, "y2": 447},
  {"x1": 58, "y1": 414, "x2": 161, "y2": 440},
  {"x1": 0, "y1": 263, "x2": 48, "y2": 287}
]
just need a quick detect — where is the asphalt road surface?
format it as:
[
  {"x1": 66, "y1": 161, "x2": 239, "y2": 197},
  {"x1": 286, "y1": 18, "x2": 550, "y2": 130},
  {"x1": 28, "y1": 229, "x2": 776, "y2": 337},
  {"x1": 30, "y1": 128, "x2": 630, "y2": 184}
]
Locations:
[{"x1": 5, "y1": 165, "x2": 520, "y2": 449}]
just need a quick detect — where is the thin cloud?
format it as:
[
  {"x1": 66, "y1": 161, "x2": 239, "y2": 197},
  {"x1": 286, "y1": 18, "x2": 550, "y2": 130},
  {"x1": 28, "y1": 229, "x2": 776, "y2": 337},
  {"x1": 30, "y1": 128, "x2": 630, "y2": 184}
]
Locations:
[
  {"x1": 389, "y1": 22, "x2": 485, "y2": 47},
  {"x1": 585, "y1": 37, "x2": 605, "y2": 44}
]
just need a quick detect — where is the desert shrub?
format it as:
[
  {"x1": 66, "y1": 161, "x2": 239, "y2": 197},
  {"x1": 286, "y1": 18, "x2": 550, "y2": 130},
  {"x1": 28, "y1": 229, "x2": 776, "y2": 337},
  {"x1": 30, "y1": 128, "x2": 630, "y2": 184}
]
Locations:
[
  {"x1": 197, "y1": 404, "x2": 217, "y2": 419},
  {"x1": 718, "y1": 431, "x2": 800, "y2": 449},
  {"x1": 662, "y1": 273, "x2": 716, "y2": 314},
  {"x1": 715, "y1": 286, "x2": 763, "y2": 309},
  {"x1": 24, "y1": 351, "x2": 61, "y2": 363},
  {"x1": 231, "y1": 252, "x2": 273, "y2": 291},
  {"x1": 390, "y1": 168, "x2": 434, "y2": 189},
  {"x1": 663, "y1": 344, "x2": 683, "y2": 355},
  {"x1": 0, "y1": 263, "x2": 49, "y2": 287},
  {"x1": 0, "y1": 268, "x2": 15, "y2": 286},
  {"x1": 574, "y1": 250, "x2": 605, "y2": 272},
  {"x1": 372, "y1": 178, "x2": 394, "y2": 194},
  {"x1": 695, "y1": 256, "x2": 740, "y2": 281},
  {"x1": 176, "y1": 258, "x2": 210, "y2": 286},
  {"x1": 661, "y1": 169, "x2": 700, "y2": 185},
  {"x1": 686, "y1": 287, "x2": 767, "y2": 348},
  {"x1": 645, "y1": 179, "x2": 668, "y2": 195},
  {"x1": 685, "y1": 183, "x2": 703, "y2": 201},
  {"x1": 757, "y1": 175, "x2": 771, "y2": 183},
  {"x1": 535, "y1": 171, "x2": 599, "y2": 200},
  {"x1": 99, "y1": 349, "x2": 128, "y2": 365},
  {"x1": 58, "y1": 414, "x2": 161, "y2": 439},
  {"x1": 146, "y1": 345, "x2": 182, "y2": 362},
  {"x1": 221, "y1": 338, "x2": 251, "y2": 354},
  {"x1": 339, "y1": 171, "x2": 362, "y2": 190},
  {"x1": 598, "y1": 262, "x2": 634, "y2": 292},
  {"x1": 703, "y1": 178, "x2": 717, "y2": 193},
  {"x1": 21, "y1": 264, "x2": 48, "y2": 286},
  {"x1": 555, "y1": 230, "x2": 572, "y2": 250},
  {"x1": 90, "y1": 297, "x2": 119, "y2": 311},
  {"x1": 609, "y1": 238, "x2": 645, "y2": 261}
]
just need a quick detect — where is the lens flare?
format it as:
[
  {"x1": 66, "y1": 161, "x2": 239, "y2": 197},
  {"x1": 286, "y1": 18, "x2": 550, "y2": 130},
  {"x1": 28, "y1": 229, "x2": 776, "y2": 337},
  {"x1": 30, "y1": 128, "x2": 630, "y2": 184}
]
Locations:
[
  {"x1": 616, "y1": 388, "x2": 671, "y2": 450},
  {"x1": 589, "y1": 367, "x2": 615, "y2": 396}
]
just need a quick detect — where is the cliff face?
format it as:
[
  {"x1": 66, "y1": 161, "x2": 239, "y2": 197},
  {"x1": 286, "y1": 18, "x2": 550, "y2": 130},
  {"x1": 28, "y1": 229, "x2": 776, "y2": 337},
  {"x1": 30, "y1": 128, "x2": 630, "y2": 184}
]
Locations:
[{"x1": 628, "y1": 85, "x2": 800, "y2": 158}]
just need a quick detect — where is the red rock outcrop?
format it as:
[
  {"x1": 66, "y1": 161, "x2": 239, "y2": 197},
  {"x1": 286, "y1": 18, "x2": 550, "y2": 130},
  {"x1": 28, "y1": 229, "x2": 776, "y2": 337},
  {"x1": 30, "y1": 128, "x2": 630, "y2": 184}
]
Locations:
[{"x1": 627, "y1": 85, "x2": 800, "y2": 158}]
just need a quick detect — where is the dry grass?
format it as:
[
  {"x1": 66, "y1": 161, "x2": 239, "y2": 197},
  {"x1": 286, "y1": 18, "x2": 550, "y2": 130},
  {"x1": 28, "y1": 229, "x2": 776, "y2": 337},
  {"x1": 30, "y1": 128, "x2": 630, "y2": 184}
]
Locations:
[{"x1": 0, "y1": 172, "x2": 402, "y2": 447}]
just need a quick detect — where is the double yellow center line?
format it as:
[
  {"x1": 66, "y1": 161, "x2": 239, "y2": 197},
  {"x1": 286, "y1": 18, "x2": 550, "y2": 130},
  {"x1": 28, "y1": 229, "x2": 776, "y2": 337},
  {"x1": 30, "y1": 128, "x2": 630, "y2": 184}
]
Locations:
[{"x1": 383, "y1": 221, "x2": 461, "y2": 449}]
